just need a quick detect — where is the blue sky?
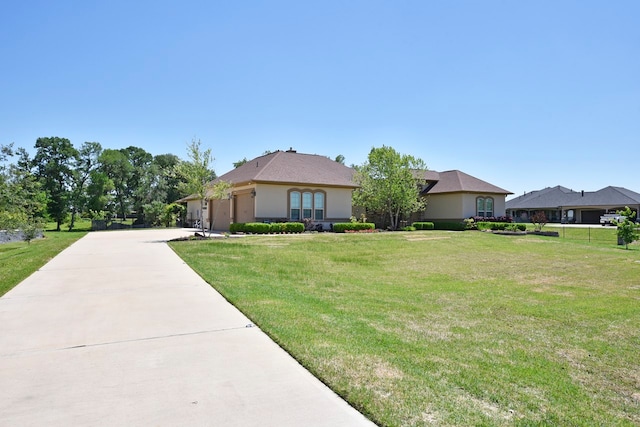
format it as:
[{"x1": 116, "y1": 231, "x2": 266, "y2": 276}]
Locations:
[{"x1": 1, "y1": 1, "x2": 638, "y2": 199}]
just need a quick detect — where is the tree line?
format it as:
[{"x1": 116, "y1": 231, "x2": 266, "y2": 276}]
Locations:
[{"x1": 0, "y1": 136, "x2": 215, "y2": 233}]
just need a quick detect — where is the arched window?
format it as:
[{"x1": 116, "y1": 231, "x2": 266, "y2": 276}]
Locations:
[{"x1": 476, "y1": 197, "x2": 494, "y2": 217}]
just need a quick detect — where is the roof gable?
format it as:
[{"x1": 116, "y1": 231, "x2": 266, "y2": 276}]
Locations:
[
  {"x1": 216, "y1": 151, "x2": 357, "y2": 188},
  {"x1": 424, "y1": 170, "x2": 511, "y2": 195}
]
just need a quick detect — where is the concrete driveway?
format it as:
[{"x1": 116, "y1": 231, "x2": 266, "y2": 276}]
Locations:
[{"x1": 0, "y1": 229, "x2": 374, "y2": 426}]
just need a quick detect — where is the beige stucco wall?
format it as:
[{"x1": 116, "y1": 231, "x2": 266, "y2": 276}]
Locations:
[
  {"x1": 254, "y1": 183, "x2": 353, "y2": 221},
  {"x1": 424, "y1": 193, "x2": 463, "y2": 220},
  {"x1": 424, "y1": 193, "x2": 507, "y2": 220}
]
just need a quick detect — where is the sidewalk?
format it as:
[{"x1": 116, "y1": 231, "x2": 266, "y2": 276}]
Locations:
[{"x1": 0, "y1": 229, "x2": 375, "y2": 426}]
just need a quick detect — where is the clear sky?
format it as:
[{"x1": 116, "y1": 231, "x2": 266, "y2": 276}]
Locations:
[{"x1": 1, "y1": 1, "x2": 638, "y2": 199}]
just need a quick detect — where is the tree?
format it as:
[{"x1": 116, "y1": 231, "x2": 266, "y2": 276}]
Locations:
[
  {"x1": 153, "y1": 153, "x2": 184, "y2": 204},
  {"x1": 335, "y1": 154, "x2": 345, "y2": 165},
  {"x1": 176, "y1": 138, "x2": 217, "y2": 236},
  {"x1": 613, "y1": 206, "x2": 639, "y2": 250},
  {"x1": 530, "y1": 211, "x2": 548, "y2": 232},
  {"x1": 99, "y1": 149, "x2": 133, "y2": 220},
  {"x1": 33, "y1": 137, "x2": 79, "y2": 231},
  {"x1": 353, "y1": 146, "x2": 427, "y2": 230},
  {"x1": 69, "y1": 141, "x2": 102, "y2": 230},
  {"x1": 0, "y1": 144, "x2": 46, "y2": 233},
  {"x1": 233, "y1": 157, "x2": 248, "y2": 168},
  {"x1": 122, "y1": 146, "x2": 153, "y2": 222}
]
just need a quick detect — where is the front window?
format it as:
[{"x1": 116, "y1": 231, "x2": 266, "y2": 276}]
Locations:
[
  {"x1": 476, "y1": 197, "x2": 494, "y2": 217},
  {"x1": 290, "y1": 191, "x2": 300, "y2": 220},
  {"x1": 302, "y1": 192, "x2": 313, "y2": 219},
  {"x1": 477, "y1": 198, "x2": 485, "y2": 217},
  {"x1": 314, "y1": 192, "x2": 324, "y2": 220},
  {"x1": 485, "y1": 198, "x2": 493, "y2": 217},
  {"x1": 289, "y1": 190, "x2": 326, "y2": 221}
]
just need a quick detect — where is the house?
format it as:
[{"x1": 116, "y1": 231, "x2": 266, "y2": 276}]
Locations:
[
  {"x1": 182, "y1": 150, "x2": 512, "y2": 230},
  {"x1": 506, "y1": 185, "x2": 640, "y2": 224},
  {"x1": 414, "y1": 170, "x2": 512, "y2": 222},
  {"x1": 183, "y1": 149, "x2": 357, "y2": 231}
]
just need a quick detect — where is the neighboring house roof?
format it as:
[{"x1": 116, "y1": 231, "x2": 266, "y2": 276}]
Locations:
[
  {"x1": 215, "y1": 150, "x2": 357, "y2": 188},
  {"x1": 420, "y1": 170, "x2": 511, "y2": 195},
  {"x1": 506, "y1": 185, "x2": 640, "y2": 209}
]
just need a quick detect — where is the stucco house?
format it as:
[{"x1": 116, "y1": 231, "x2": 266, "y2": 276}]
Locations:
[
  {"x1": 183, "y1": 149, "x2": 357, "y2": 231},
  {"x1": 182, "y1": 150, "x2": 512, "y2": 230},
  {"x1": 414, "y1": 170, "x2": 512, "y2": 222},
  {"x1": 506, "y1": 185, "x2": 640, "y2": 224}
]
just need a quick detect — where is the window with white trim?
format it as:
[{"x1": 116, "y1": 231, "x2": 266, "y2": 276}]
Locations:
[
  {"x1": 290, "y1": 191, "x2": 301, "y2": 220},
  {"x1": 476, "y1": 197, "x2": 494, "y2": 217},
  {"x1": 289, "y1": 190, "x2": 325, "y2": 221},
  {"x1": 314, "y1": 192, "x2": 324, "y2": 220}
]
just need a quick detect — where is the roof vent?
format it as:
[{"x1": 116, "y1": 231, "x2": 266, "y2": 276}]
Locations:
[{"x1": 286, "y1": 147, "x2": 296, "y2": 153}]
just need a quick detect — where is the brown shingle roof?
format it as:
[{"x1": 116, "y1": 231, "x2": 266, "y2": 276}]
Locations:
[
  {"x1": 425, "y1": 170, "x2": 511, "y2": 195},
  {"x1": 215, "y1": 150, "x2": 357, "y2": 188}
]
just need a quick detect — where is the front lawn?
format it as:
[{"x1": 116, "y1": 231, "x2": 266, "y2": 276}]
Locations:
[
  {"x1": 170, "y1": 231, "x2": 640, "y2": 426},
  {"x1": 0, "y1": 231, "x2": 87, "y2": 296}
]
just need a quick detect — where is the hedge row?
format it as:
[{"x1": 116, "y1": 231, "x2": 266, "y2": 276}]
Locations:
[
  {"x1": 432, "y1": 221, "x2": 467, "y2": 231},
  {"x1": 476, "y1": 222, "x2": 526, "y2": 232},
  {"x1": 412, "y1": 222, "x2": 435, "y2": 230},
  {"x1": 470, "y1": 216, "x2": 513, "y2": 223},
  {"x1": 230, "y1": 222, "x2": 305, "y2": 234},
  {"x1": 332, "y1": 222, "x2": 376, "y2": 233}
]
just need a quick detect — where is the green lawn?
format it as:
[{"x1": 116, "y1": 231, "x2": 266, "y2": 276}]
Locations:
[
  {"x1": 170, "y1": 231, "x2": 640, "y2": 426},
  {"x1": 0, "y1": 231, "x2": 87, "y2": 296}
]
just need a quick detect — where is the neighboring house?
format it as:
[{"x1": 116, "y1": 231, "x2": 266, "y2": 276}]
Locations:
[
  {"x1": 183, "y1": 149, "x2": 357, "y2": 231},
  {"x1": 506, "y1": 185, "x2": 640, "y2": 224},
  {"x1": 413, "y1": 170, "x2": 512, "y2": 222}
]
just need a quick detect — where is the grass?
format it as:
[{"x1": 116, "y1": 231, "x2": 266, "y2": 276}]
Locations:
[
  {"x1": 170, "y1": 231, "x2": 640, "y2": 426},
  {"x1": 0, "y1": 230, "x2": 87, "y2": 296}
]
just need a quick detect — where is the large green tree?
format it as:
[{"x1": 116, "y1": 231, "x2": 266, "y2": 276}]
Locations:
[
  {"x1": 153, "y1": 153, "x2": 184, "y2": 204},
  {"x1": 33, "y1": 137, "x2": 79, "y2": 231},
  {"x1": 99, "y1": 149, "x2": 133, "y2": 220},
  {"x1": 122, "y1": 146, "x2": 153, "y2": 221},
  {"x1": 68, "y1": 141, "x2": 102, "y2": 230},
  {"x1": 353, "y1": 146, "x2": 427, "y2": 230}
]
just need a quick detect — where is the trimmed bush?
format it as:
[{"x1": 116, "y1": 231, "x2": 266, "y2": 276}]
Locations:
[
  {"x1": 412, "y1": 222, "x2": 435, "y2": 230},
  {"x1": 332, "y1": 222, "x2": 376, "y2": 233},
  {"x1": 284, "y1": 222, "x2": 304, "y2": 233},
  {"x1": 400, "y1": 226, "x2": 416, "y2": 231},
  {"x1": 477, "y1": 222, "x2": 526, "y2": 232},
  {"x1": 230, "y1": 223, "x2": 244, "y2": 233},
  {"x1": 270, "y1": 222, "x2": 286, "y2": 233},
  {"x1": 432, "y1": 221, "x2": 466, "y2": 231},
  {"x1": 230, "y1": 222, "x2": 305, "y2": 234}
]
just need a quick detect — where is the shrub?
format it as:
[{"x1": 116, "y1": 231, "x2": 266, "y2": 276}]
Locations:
[
  {"x1": 432, "y1": 221, "x2": 466, "y2": 231},
  {"x1": 229, "y1": 223, "x2": 244, "y2": 233},
  {"x1": 269, "y1": 222, "x2": 286, "y2": 233},
  {"x1": 401, "y1": 226, "x2": 416, "y2": 231},
  {"x1": 333, "y1": 222, "x2": 376, "y2": 233},
  {"x1": 284, "y1": 222, "x2": 304, "y2": 233},
  {"x1": 477, "y1": 222, "x2": 526, "y2": 232},
  {"x1": 412, "y1": 222, "x2": 434, "y2": 230}
]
